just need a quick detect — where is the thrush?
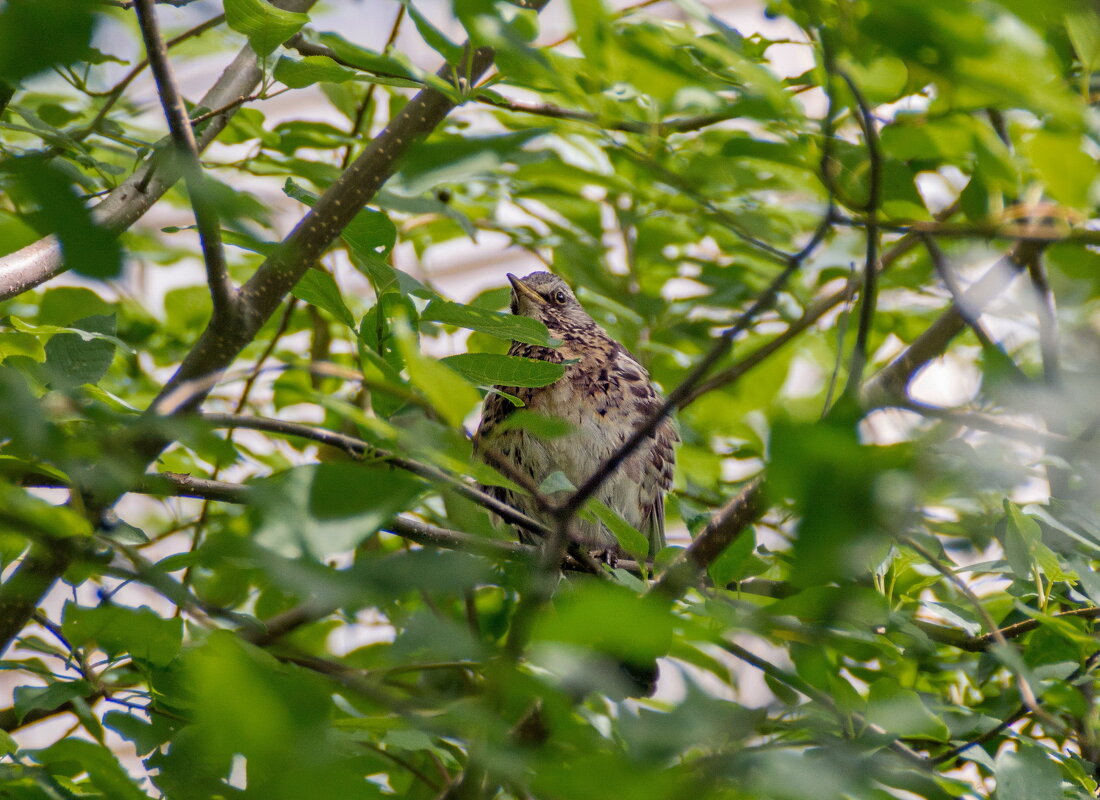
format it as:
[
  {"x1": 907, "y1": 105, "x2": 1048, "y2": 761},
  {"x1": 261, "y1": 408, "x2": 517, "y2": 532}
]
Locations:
[{"x1": 475, "y1": 271, "x2": 677, "y2": 559}]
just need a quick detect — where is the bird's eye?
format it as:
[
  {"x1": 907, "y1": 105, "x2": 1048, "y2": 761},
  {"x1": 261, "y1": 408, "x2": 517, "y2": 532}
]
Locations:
[{"x1": 553, "y1": 290, "x2": 567, "y2": 304}]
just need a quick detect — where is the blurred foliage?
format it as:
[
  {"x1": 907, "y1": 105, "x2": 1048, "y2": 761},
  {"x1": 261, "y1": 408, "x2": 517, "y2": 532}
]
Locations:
[{"x1": 2, "y1": 0, "x2": 1100, "y2": 798}]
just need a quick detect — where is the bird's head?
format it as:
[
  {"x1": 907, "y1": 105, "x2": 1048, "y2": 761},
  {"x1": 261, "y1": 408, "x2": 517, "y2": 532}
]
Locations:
[{"x1": 507, "y1": 272, "x2": 593, "y2": 336}]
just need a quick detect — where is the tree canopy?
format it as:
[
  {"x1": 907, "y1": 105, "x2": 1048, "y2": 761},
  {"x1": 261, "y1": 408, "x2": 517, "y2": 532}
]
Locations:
[{"x1": 2, "y1": 0, "x2": 1100, "y2": 797}]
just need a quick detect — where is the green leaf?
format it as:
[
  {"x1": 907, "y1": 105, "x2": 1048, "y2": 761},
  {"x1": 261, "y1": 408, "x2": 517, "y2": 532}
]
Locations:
[
  {"x1": 395, "y1": 131, "x2": 545, "y2": 195},
  {"x1": 0, "y1": 483, "x2": 92, "y2": 538},
  {"x1": 708, "y1": 527, "x2": 756, "y2": 588},
  {"x1": 0, "y1": 0, "x2": 96, "y2": 83},
  {"x1": 274, "y1": 55, "x2": 359, "y2": 88},
  {"x1": 865, "y1": 679, "x2": 950, "y2": 740},
  {"x1": 1066, "y1": 8, "x2": 1100, "y2": 73},
  {"x1": 3, "y1": 156, "x2": 121, "y2": 279},
  {"x1": 38, "y1": 287, "x2": 113, "y2": 326},
  {"x1": 395, "y1": 323, "x2": 481, "y2": 428},
  {"x1": 441, "y1": 353, "x2": 565, "y2": 388},
  {"x1": 0, "y1": 729, "x2": 16, "y2": 756},
  {"x1": 1024, "y1": 130, "x2": 1099, "y2": 210},
  {"x1": 768, "y1": 413, "x2": 905, "y2": 587},
  {"x1": 496, "y1": 410, "x2": 573, "y2": 438},
  {"x1": 995, "y1": 742, "x2": 1062, "y2": 800},
  {"x1": 224, "y1": 0, "x2": 309, "y2": 57},
  {"x1": 1003, "y1": 501, "x2": 1073, "y2": 581},
  {"x1": 42, "y1": 314, "x2": 117, "y2": 389},
  {"x1": 584, "y1": 500, "x2": 649, "y2": 561},
  {"x1": 0, "y1": 332, "x2": 44, "y2": 362},
  {"x1": 316, "y1": 32, "x2": 420, "y2": 82},
  {"x1": 538, "y1": 469, "x2": 575, "y2": 495},
  {"x1": 251, "y1": 463, "x2": 425, "y2": 560},
  {"x1": 8, "y1": 315, "x2": 132, "y2": 352},
  {"x1": 342, "y1": 208, "x2": 398, "y2": 262},
  {"x1": 422, "y1": 300, "x2": 559, "y2": 346},
  {"x1": 61, "y1": 604, "x2": 183, "y2": 666},
  {"x1": 35, "y1": 737, "x2": 149, "y2": 800},
  {"x1": 533, "y1": 581, "x2": 674, "y2": 662},
  {"x1": 14, "y1": 680, "x2": 91, "y2": 723},
  {"x1": 399, "y1": 0, "x2": 463, "y2": 62},
  {"x1": 103, "y1": 711, "x2": 178, "y2": 757},
  {"x1": 291, "y1": 268, "x2": 356, "y2": 329}
]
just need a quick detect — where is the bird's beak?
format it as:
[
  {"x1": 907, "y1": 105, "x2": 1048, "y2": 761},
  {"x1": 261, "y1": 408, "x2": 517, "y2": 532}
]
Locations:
[{"x1": 507, "y1": 273, "x2": 545, "y2": 305}]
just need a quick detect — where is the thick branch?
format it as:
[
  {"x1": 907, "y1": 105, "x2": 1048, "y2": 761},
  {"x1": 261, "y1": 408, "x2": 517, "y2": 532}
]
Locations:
[
  {"x1": 145, "y1": 41, "x2": 510, "y2": 425},
  {"x1": 861, "y1": 242, "x2": 1042, "y2": 407},
  {"x1": 133, "y1": 0, "x2": 234, "y2": 319},
  {"x1": 0, "y1": 0, "x2": 318, "y2": 301},
  {"x1": 648, "y1": 242, "x2": 1042, "y2": 601}
]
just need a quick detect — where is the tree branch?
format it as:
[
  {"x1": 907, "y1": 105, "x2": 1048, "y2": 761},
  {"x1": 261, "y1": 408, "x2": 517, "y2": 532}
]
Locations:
[
  {"x1": 0, "y1": 0, "x2": 318, "y2": 301},
  {"x1": 647, "y1": 241, "x2": 1041, "y2": 601},
  {"x1": 133, "y1": 0, "x2": 234, "y2": 320},
  {"x1": 840, "y1": 70, "x2": 882, "y2": 394},
  {"x1": 197, "y1": 412, "x2": 552, "y2": 537},
  {"x1": 861, "y1": 241, "x2": 1042, "y2": 407}
]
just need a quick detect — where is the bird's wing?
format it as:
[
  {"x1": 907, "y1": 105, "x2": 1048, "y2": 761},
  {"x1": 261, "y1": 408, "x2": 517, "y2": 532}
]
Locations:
[
  {"x1": 643, "y1": 416, "x2": 678, "y2": 554},
  {"x1": 610, "y1": 346, "x2": 678, "y2": 557}
]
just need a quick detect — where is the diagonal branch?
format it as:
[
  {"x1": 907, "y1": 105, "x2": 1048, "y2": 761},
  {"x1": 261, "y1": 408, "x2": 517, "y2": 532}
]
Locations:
[
  {"x1": 0, "y1": 0, "x2": 318, "y2": 301},
  {"x1": 648, "y1": 242, "x2": 1044, "y2": 602},
  {"x1": 133, "y1": 0, "x2": 234, "y2": 321},
  {"x1": 0, "y1": 2, "x2": 550, "y2": 660},
  {"x1": 839, "y1": 70, "x2": 882, "y2": 394},
  {"x1": 861, "y1": 241, "x2": 1042, "y2": 407},
  {"x1": 197, "y1": 412, "x2": 551, "y2": 537}
]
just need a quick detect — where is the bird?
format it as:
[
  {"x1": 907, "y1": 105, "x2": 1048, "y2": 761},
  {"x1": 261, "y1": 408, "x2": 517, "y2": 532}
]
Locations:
[{"x1": 474, "y1": 271, "x2": 677, "y2": 560}]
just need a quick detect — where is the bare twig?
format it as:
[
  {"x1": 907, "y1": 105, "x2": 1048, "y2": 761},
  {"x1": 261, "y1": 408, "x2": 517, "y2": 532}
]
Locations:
[
  {"x1": 895, "y1": 398, "x2": 1070, "y2": 448},
  {"x1": 840, "y1": 70, "x2": 882, "y2": 394},
  {"x1": 477, "y1": 94, "x2": 743, "y2": 134},
  {"x1": 198, "y1": 412, "x2": 551, "y2": 537},
  {"x1": 133, "y1": 0, "x2": 234, "y2": 320},
  {"x1": 861, "y1": 242, "x2": 1042, "y2": 407},
  {"x1": 1026, "y1": 252, "x2": 1070, "y2": 496},
  {"x1": 78, "y1": 13, "x2": 227, "y2": 138}
]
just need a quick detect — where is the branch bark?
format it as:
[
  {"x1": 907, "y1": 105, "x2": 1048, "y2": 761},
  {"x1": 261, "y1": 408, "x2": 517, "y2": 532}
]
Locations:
[
  {"x1": 646, "y1": 242, "x2": 1043, "y2": 602},
  {"x1": 0, "y1": 0, "x2": 317, "y2": 301},
  {"x1": 133, "y1": 0, "x2": 234, "y2": 320},
  {"x1": 0, "y1": 12, "x2": 548, "y2": 657}
]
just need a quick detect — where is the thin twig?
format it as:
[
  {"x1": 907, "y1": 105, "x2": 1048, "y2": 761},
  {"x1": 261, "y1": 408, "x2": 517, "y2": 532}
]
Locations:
[
  {"x1": 77, "y1": 13, "x2": 226, "y2": 139},
  {"x1": 198, "y1": 412, "x2": 552, "y2": 537},
  {"x1": 900, "y1": 535, "x2": 1065, "y2": 735},
  {"x1": 840, "y1": 70, "x2": 882, "y2": 394},
  {"x1": 895, "y1": 398, "x2": 1070, "y2": 448},
  {"x1": 133, "y1": 0, "x2": 235, "y2": 320},
  {"x1": 1026, "y1": 252, "x2": 1069, "y2": 497},
  {"x1": 341, "y1": 5, "x2": 405, "y2": 168}
]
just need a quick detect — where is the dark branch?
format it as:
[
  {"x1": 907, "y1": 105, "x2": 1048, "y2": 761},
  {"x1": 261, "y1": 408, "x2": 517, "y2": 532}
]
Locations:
[
  {"x1": 0, "y1": 0, "x2": 318, "y2": 301},
  {"x1": 197, "y1": 412, "x2": 551, "y2": 537},
  {"x1": 133, "y1": 0, "x2": 234, "y2": 320},
  {"x1": 840, "y1": 70, "x2": 882, "y2": 394}
]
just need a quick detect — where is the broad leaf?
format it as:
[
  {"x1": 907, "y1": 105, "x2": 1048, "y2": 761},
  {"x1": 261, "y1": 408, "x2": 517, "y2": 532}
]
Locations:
[
  {"x1": 441, "y1": 353, "x2": 565, "y2": 388},
  {"x1": 224, "y1": 0, "x2": 309, "y2": 57}
]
